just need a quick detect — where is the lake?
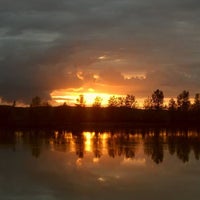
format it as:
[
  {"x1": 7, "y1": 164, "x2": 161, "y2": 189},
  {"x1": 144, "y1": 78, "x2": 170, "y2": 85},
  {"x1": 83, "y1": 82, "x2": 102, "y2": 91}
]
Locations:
[{"x1": 0, "y1": 128, "x2": 200, "y2": 200}]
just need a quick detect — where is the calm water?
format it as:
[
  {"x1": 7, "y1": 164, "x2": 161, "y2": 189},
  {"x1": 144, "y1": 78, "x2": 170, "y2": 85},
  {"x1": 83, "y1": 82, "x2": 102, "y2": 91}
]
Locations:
[{"x1": 0, "y1": 128, "x2": 200, "y2": 200}]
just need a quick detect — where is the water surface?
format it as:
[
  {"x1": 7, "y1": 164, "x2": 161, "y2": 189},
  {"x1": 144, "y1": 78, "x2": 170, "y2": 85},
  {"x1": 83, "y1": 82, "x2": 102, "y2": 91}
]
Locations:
[{"x1": 0, "y1": 129, "x2": 200, "y2": 200}]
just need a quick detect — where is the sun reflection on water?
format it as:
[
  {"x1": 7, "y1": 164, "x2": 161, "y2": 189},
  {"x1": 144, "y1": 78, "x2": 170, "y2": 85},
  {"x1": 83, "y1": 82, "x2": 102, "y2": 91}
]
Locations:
[
  {"x1": 1, "y1": 129, "x2": 200, "y2": 200},
  {"x1": 40, "y1": 129, "x2": 200, "y2": 167},
  {"x1": 83, "y1": 132, "x2": 95, "y2": 152}
]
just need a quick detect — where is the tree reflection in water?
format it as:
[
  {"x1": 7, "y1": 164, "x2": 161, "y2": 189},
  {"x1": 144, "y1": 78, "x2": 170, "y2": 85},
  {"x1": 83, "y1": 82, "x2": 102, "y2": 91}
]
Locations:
[{"x1": 0, "y1": 128, "x2": 200, "y2": 164}]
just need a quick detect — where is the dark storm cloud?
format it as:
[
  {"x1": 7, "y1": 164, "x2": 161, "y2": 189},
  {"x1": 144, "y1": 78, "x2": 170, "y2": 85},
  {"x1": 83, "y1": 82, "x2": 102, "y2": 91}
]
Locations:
[{"x1": 0, "y1": 0, "x2": 200, "y2": 103}]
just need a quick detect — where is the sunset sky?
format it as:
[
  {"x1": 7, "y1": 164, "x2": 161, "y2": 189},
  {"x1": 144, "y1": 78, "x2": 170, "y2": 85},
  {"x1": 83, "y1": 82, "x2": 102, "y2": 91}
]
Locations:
[{"x1": 0, "y1": 0, "x2": 200, "y2": 106}]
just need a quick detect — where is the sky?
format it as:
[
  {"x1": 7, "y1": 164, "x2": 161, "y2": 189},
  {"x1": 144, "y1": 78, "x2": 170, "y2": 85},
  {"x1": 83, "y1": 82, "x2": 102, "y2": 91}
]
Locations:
[{"x1": 0, "y1": 0, "x2": 200, "y2": 105}]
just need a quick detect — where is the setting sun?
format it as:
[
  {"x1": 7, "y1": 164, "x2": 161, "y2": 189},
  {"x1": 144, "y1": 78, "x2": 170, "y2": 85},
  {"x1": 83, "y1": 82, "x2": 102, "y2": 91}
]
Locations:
[{"x1": 50, "y1": 88, "x2": 120, "y2": 106}]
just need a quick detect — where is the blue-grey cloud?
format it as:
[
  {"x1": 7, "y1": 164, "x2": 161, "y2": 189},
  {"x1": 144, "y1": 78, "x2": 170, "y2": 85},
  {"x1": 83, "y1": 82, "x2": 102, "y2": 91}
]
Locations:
[{"x1": 0, "y1": 0, "x2": 200, "y2": 103}]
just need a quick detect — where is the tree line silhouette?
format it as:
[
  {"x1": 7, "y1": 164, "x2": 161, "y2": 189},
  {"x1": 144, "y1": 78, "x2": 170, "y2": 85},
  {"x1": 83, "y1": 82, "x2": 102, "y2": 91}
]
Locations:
[
  {"x1": 1, "y1": 129, "x2": 200, "y2": 164},
  {"x1": 0, "y1": 89, "x2": 200, "y2": 128},
  {"x1": 73, "y1": 89, "x2": 199, "y2": 111}
]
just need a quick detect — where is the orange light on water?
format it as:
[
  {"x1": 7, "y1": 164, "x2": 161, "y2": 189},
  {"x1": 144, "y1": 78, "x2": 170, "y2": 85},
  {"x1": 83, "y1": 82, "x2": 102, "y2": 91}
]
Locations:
[
  {"x1": 99, "y1": 132, "x2": 110, "y2": 154},
  {"x1": 83, "y1": 132, "x2": 95, "y2": 152}
]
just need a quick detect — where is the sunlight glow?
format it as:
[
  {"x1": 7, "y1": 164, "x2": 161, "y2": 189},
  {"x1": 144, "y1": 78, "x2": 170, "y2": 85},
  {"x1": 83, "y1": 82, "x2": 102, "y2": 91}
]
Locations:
[
  {"x1": 50, "y1": 88, "x2": 116, "y2": 106},
  {"x1": 84, "y1": 93, "x2": 108, "y2": 106}
]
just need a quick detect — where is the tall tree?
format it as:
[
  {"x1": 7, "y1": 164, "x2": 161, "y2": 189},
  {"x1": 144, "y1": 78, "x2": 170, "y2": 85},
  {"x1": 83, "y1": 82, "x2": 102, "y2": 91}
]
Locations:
[
  {"x1": 168, "y1": 98, "x2": 177, "y2": 111},
  {"x1": 92, "y1": 96, "x2": 103, "y2": 107},
  {"x1": 192, "y1": 93, "x2": 200, "y2": 111},
  {"x1": 177, "y1": 90, "x2": 190, "y2": 111},
  {"x1": 118, "y1": 97, "x2": 125, "y2": 107},
  {"x1": 143, "y1": 97, "x2": 153, "y2": 110},
  {"x1": 108, "y1": 96, "x2": 119, "y2": 107},
  {"x1": 124, "y1": 94, "x2": 136, "y2": 108},
  {"x1": 76, "y1": 94, "x2": 86, "y2": 107},
  {"x1": 151, "y1": 89, "x2": 164, "y2": 110}
]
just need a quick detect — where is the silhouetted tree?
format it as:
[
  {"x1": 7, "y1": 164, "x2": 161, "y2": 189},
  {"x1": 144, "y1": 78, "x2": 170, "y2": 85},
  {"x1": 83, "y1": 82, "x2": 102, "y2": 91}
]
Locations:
[
  {"x1": 30, "y1": 96, "x2": 41, "y2": 107},
  {"x1": 194, "y1": 93, "x2": 200, "y2": 104},
  {"x1": 177, "y1": 90, "x2": 190, "y2": 111},
  {"x1": 143, "y1": 97, "x2": 153, "y2": 109},
  {"x1": 168, "y1": 98, "x2": 177, "y2": 111},
  {"x1": 192, "y1": 93, "x2": 200, "y2": 111},
  {"x1": 63, "y1": 102, "x2": 67, "y2": 106},
  {"x1": 76, "y1": 94, "x2": 86, "y2": 107},
  {"x1": 118, "y1": 97, "x2": 125, "y2": 107},
  {"x1": 108, "y1": 95, "x2": 135, "y2": 107},
  {"x1": 124, "y1": 94, "x2": 137, "y2": 108},
  {"x1": 108, "y1": 96, "x2": 119, "y2": 107},
  {"x1": 92, "y1": 96, "x2": 103, "y2": 107},
  {"x1": 151, "y1": 89, "x2": 164, "y2": 110}
]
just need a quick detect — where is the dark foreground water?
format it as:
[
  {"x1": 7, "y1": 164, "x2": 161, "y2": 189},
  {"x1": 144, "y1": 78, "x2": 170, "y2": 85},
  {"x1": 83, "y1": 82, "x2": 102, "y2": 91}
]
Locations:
[{"x1": 0, "y1": 128, "x2": 200, "y2": 200}]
